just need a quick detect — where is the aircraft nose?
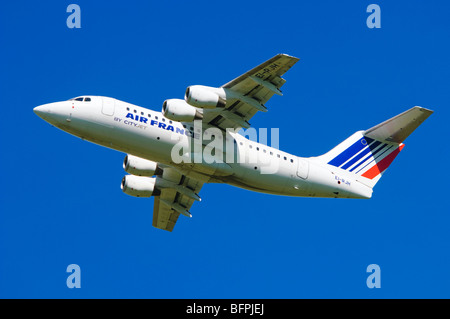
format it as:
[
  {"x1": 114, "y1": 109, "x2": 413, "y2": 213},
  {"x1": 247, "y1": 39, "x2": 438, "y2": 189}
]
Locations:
[
  {"x1": 34, "y1": 101, "x2": 70, "y2": 126},
  {"x1": 33, "y1": 104, "x2": 50, "y2": 118}
]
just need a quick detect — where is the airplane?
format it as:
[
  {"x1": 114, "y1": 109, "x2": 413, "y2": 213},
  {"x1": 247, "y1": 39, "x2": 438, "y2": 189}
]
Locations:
[{"x1": 34, "y1": 54, "x2": 433, "y2": 231}]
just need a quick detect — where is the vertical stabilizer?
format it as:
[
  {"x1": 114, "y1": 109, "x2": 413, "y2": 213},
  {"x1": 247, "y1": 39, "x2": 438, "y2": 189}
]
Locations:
[{"x1": 314, "y1": 107, "x2": 433, "y2": 188}]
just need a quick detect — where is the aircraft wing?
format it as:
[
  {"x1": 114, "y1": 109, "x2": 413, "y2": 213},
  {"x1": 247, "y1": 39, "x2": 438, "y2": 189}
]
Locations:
[
  {"x1": 202, "y1": 54, "x2": 300, "y2": 130},
  {"x1": 152, "y1": 167, "x2": 204, "y2": 232}
]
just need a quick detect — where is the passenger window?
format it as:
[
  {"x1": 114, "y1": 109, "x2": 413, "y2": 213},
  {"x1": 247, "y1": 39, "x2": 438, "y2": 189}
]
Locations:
[
  {"x1": 284, "y1": 156, "x2": 287, "y2": 160},
  {"x1": 141, "y1": 112, "x2": 144, "y2": 115},
  {"x1": 290, "y1": 159, "x2": 294, "y2": 163},
  {"x1": 277, "y1": 154, "x2": 280, "y2": 158},
  {"x1": 127, "y1": 107, "x2": 130, "y2": 111},
  {"x1": 148, "y1": 114, "x2": 151, "y2": 117}
]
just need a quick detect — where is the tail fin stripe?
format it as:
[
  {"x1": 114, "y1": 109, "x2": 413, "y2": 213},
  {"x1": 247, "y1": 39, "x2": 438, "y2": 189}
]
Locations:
[
  {"x1": 355, "y1": 145, "x2": 394, "y2": 174},
  {"x1": 328, "y1": 136, "x2": 374, "y2": 167},
  {"x1": 361, "y1": 144, "x2": 404, "y2": 179},
  {"x1": 349, "y1": 142, "x2": 387, "y2": 172},
  {"x1": 341, "y1": 140, "x2": 382, "y2": 170},
  {"x1": 349, "y1": 142, "x2": 385, "y2": 172}
]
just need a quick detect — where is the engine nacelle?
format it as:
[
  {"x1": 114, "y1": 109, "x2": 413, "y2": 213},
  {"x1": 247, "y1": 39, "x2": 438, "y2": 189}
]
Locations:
[
  {"x1": 185, "y1": 85, "x2": 226, "y2": 109},
  {"x1": 121, "y1": 175, "x2": 160, "y2": 197},
  {"x1": 123, "y1": 155, "x2": 158, "y2": 176},
  {"x1": 162, "y1": 99, "x2": 203, "y2": 122}
]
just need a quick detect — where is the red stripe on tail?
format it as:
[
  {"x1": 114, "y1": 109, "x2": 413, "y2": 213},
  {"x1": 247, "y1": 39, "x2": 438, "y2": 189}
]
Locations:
[{"x1": 362, "y1": 144, "x2": 405, "y2": 180}]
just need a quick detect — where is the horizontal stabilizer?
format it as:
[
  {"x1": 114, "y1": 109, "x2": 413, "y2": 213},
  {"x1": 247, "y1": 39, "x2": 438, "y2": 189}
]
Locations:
[{"x1": 364, "y1": 106, "x2": 433, "y2": 143}]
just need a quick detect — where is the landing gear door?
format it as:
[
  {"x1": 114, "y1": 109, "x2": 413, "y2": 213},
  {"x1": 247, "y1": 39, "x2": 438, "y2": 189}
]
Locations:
[
  {"x1": 102, "y1": 97, "x2": 115, "y2": 116},
  {"x1": 296, "y1": 158, "x2": 309, "y2": 179}
]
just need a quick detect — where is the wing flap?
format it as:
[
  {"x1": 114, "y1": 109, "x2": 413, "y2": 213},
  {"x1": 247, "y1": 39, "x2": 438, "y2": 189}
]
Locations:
[
  {"x1": 152, "y1": 196, "x2": 180, "y2": 232},
  {"x1": 152, "y1": 168, "x2": 204, "y2": 232}
]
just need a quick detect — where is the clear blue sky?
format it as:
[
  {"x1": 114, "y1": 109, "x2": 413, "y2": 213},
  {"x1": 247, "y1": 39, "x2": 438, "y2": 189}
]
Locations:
[{"x1": 0, "y1": 0, "x2": 449, "y2": 298}]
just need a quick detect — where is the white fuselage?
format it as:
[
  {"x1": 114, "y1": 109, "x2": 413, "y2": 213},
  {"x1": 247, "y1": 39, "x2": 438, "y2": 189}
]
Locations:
[{"x1": 34, "y1": 96, "x2": 372, "y2": 199}]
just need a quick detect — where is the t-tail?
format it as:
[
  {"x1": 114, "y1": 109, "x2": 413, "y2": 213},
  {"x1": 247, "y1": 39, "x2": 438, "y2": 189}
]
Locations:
[{"x1": 315, "y1": 106, "x2": 433, "y2": 190}]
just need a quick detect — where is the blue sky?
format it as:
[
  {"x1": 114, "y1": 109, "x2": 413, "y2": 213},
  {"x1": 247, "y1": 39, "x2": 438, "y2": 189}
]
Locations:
[{"x1": 0, "y1": 1, "x2": 449, "y2": 298}]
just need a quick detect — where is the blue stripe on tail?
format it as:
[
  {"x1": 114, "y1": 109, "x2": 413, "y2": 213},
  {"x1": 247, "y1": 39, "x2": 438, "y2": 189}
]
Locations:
[
  {"x1": 349, "y1": 142, "x2": 385, "y2": 172},
  {"x1": 328, "y1": 137, "x2": 374, "y2": 167},
  {"x1": 341, "y1": 140, "x2": 382, "y2": 170}
]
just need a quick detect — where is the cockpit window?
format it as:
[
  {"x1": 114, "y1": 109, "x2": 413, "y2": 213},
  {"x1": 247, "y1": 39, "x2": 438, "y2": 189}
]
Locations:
[{"x1": 69, "y1": 96, "x2": 92, "y2": 102}]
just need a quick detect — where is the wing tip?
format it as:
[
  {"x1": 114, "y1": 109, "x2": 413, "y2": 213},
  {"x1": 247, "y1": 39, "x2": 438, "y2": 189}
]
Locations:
[
  {"x1": 277, "y1": 53, "x2": 300, "y2": 61},
  {"x1": 413, "y1": 105, "x2": 434, "y2": 115}
]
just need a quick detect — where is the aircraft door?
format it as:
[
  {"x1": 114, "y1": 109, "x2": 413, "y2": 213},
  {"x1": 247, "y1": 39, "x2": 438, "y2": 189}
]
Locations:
[
  {"x1": 296, "y1": 158, "x2": 309, "y2": 179},
  {"x1": 102, "y1": 98, "x2": 115, "y2": 116}
]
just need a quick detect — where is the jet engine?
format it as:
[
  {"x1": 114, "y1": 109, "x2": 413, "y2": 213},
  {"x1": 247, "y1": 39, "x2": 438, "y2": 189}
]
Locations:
[
  {"x1": 162, "y1": 99, "x2": 203, "y2": 122},
  {"x1": 185, "y1": 85, "x2": 226, "y2": 109},
  {"x1": 121, "y1": 175, "x2": 160, "y2": 197},
  {"x1": 123, "y1": 155, "x2": 159, "y2": 176}
]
